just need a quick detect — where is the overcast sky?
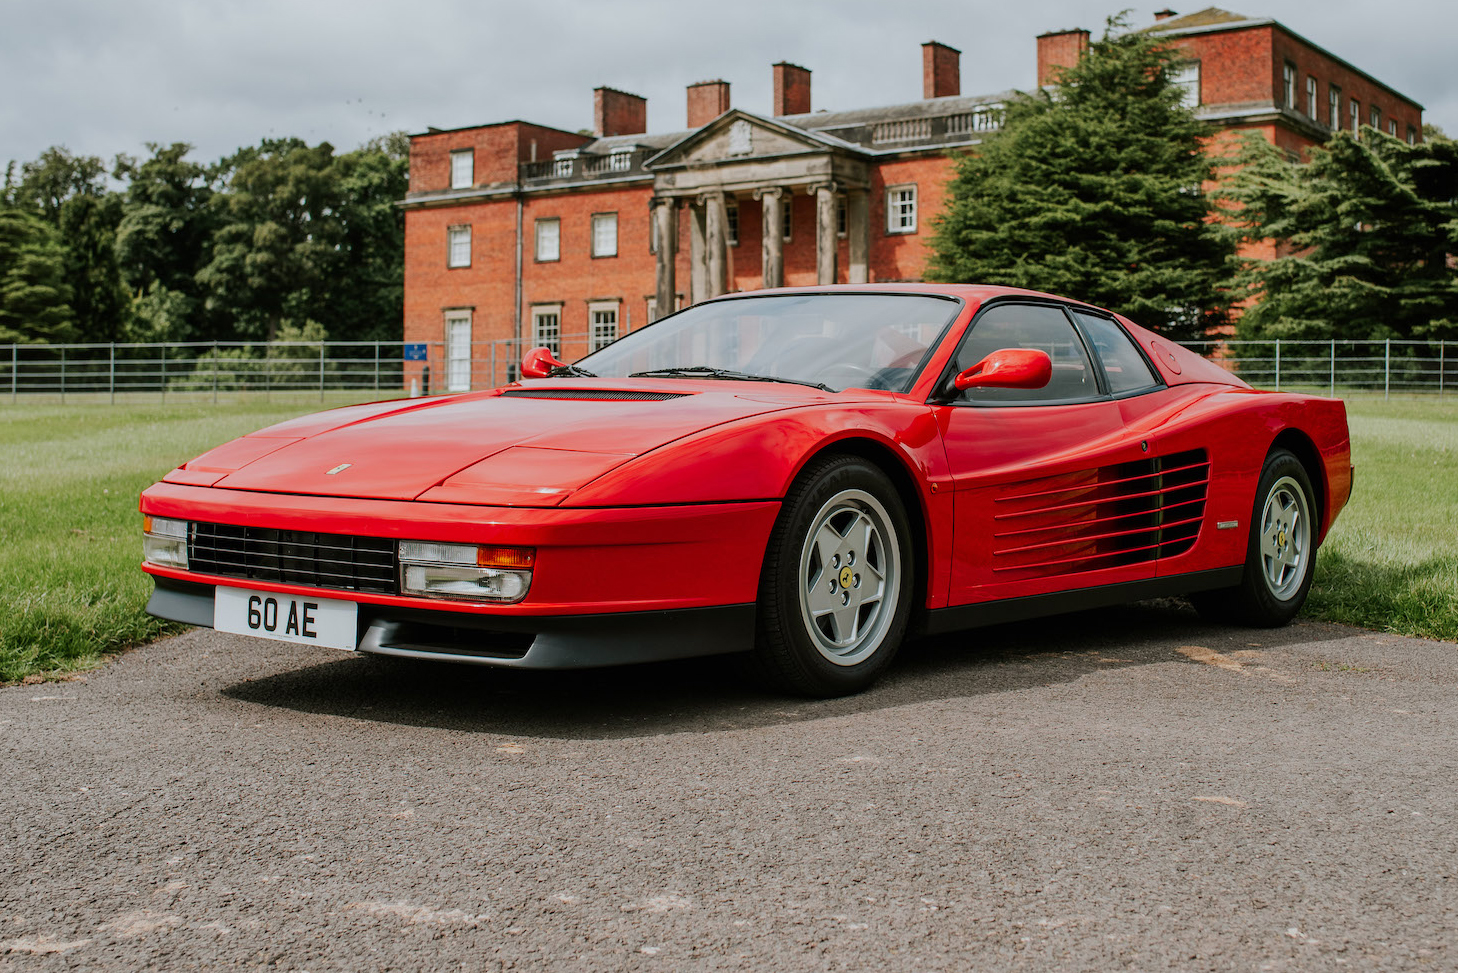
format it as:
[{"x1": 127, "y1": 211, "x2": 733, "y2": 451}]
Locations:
[{"x1": 3, "y1": 0, "x2": 1453, "y2": 170}]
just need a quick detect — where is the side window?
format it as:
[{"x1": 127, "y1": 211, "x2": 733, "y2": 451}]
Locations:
[
  {"x1": 1072, "y1": 311, "x2": 1159, "y2": 395},
  {"x1": 952, "y1": 304, "x2": 1095, "y2": 404}
]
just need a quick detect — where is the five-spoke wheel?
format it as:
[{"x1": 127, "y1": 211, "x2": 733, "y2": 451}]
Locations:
[
  {"x1": 754, "y1": 455, "x2": 913, "y2": 696},
  {"x1": 1191, "y1": 448, "x2": 1318, "y2": 627}
]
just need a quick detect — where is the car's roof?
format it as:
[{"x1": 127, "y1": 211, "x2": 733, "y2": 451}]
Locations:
[{"x1": 701, "y1": 283, "x2": 1108, "y2": 312}]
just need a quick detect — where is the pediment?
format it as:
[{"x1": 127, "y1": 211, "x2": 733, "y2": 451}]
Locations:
[{"x1": 646, "y1": 110, "x2": 864, "y2": 170}]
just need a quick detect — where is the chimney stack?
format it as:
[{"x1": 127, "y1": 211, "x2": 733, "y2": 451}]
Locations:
[
  {"x1": 773, "y1": 62, "x2": 812, "y2": 116},
  {"x1": 1036, "y1": 28, "x2": 1091, "y2": 86},
  {"x1": 593, "y1": 87, "x2": 646, "y2": 137},
  {"x1": 686, "y1": 80, "x2": 731, "y2": 128},
  {"x1": 922, "y1": 41, "x2": 961, "y2": 99},
  {"x1": 1154, "y1": 9, "x2": 1178, "y2": 21}
]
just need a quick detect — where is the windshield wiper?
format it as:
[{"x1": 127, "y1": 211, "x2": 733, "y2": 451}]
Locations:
[
  {"x1": 629, "y1": 366, "x2": 831, "y2": 392},
  {"x1": 549, "y1": 363, "x2": 596, "y2": 378}
]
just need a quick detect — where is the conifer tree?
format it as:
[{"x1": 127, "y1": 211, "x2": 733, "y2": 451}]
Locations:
[
  {"x1": 1223, "y1": 128, "x2": 1458, "y2": 342},
  {"x1": 0, "y1": 207, "x2": 76, "y2": 343},
  {"x1": 928, "y1": 16, "x2": 1235, "y2": 341}
]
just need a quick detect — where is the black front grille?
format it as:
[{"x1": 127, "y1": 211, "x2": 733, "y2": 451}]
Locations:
[
  {"x1": 190, "y1": 522, "x2": 398, "y2": 594},
  {"x1": 501, "y1": 389, "x2": 687, "y2": 401}
]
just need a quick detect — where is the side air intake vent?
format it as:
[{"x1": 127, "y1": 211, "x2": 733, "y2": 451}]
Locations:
[
  {"x1": 991, "y1": 449, "x2": 1209, "y2": 580},
  {"x1": 501, "y1": 389, "x2": 688, "y2": 401}
]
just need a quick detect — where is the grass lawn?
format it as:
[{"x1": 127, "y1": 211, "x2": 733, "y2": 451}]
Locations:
[
  {"x1": 0, "y1": 394, "x2": 379, "y2": 682},
  {"x1": 1306, "y1": 397, "x2": 1458, "y2": 641},
  {"x1": 0, "y1": 392, "x2": 1454, "y2": 684}
]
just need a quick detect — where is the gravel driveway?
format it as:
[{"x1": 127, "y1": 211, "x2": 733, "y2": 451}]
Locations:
[{"x1": 2, "y1": 602, "x2": 1454, "y2": 971}]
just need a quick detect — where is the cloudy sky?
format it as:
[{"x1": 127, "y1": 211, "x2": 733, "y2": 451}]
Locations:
[{"x1": 3, "y1": 0, "x2": 1453, "y2": 169}]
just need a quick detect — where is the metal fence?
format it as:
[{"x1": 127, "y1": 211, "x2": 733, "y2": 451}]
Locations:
[{"x1": 1, "y1": 337, "x2": 1455, "y2": 401}]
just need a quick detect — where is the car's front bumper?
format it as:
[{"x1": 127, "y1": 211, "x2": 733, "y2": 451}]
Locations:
[
  {"x1": 140, "y1": 483, "x2": 780, "y2": 667},
  {"x1": 147, "y1": 576, "x2": 756, "y2": 668}
]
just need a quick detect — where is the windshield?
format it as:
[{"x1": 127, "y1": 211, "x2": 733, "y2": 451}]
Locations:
[{"x1": 575, "y1": 293, "x2": 960, "y2": 393}]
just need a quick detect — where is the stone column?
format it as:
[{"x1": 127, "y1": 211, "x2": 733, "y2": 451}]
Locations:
[
  {"x1": 815, "y1": 183, "x2": 838, "y2": 285},
  {"x1": 756, "y1": 187, "x2": 784, "y2": 289},
  {"x1": 652, "y1": 198, "x2": 677, "y2": 320},
  {"x1": 847, "y1": 189, "x2": 870, "y2": 284},
  {"x1": 704, "y1": 191, "x2": 728, "y2": 298},
  {"x1": 689, "y1": 201, "x2": 707, "y2": 304}
]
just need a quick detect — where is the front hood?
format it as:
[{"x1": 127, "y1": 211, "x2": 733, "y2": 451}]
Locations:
[{"x1": 171, "y1": 383, "x2": 826, "y2": 504}]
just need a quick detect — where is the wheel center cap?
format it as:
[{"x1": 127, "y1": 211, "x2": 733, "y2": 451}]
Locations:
[
  {"x1": 1278, "y1": 529, "x2": 1287, "y2": 548},
  {"x1": 839, "y1": 566, "x2": 855, "y2": 589}
]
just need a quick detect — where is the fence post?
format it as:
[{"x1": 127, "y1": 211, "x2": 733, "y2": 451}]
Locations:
[
  {"x1": 109, "y1": 343, "x2": 116, "y2": 405},
  {"x1": 1384, "y1": 339, "x2": 1391, "y2": 401},
  {"x1": 374, "y1": 342, "x2": 380, "y2": 392},
  {"x1": 319, "y1": 343, "x2": 325, "y2": 401},
  {"x1": 212, "y1": 342, "x2": 219, "y2": 404},
  {"x1": 10, "y1": 344, "x2": 16, "y2": 402},
  {"x1": 1442, "y1": 341, "x2": 1447, "y2": 398},
  {"x1": 1328, "y1": 339, "x2": 1335, "y2": 398},
  {"x1": 160, "y1": 347, "x2": 166, "y2": 403},
  {"x1": 1274, "y1": 339, "x2": 1281, "y2": 391},
  {"x1": 60, "y1": 346, "x2": 66, "y2": 404},
  {"x1": 490, "y1": 341, "x2": 497, "y2": 389}
]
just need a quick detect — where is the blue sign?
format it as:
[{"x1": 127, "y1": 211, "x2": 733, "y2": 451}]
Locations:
[{"x1": 403, "y1": 342, "x2": 428, "y2": 361}]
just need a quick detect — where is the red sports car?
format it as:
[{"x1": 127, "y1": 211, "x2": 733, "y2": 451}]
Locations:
[{"x1": 140, "y1": 285, "x2": 1352, "y2": 696}]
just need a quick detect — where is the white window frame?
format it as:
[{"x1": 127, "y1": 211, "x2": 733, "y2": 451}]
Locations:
[
  {"x1": 1305, "y1": 76, "x2": 1317, "y2": 118},
  {"x1": 447, "y1": 225, "x2": 471, "y2": 268},
  {"x1": 886, "y1": 185, "x2": 917, "y2": 234},
  {"x1": 1370, "y1": 106, "x2": 1382, "y2": 130},
  {"x1": 450, "y1": 149, "x2": 473, "y2": 190},
  {"x1": 1283, "y1": 62, "x2": 1296, "y2": 109},
  {"x1": 531, "y1": 305, "x2": 562, "y2": 356},
  {"x1": 444, "y1": 310, "x2": 472, "y2": 392},
  {"x1": 1350, "y1": 99, "x2": 1360, "y2": 133},
  {"x1": 591, "y1": 212, "x2": 618, "y2": 258},
  {"x1": 1328, "y1": 85, "x2": 1341, "y2": 129},
  {"x1": 588, "y1": 301, "x2": 620, "y2": 351},
  {"x1": 1172, "y1": 61, "x2": 1200, "y2": 109},
  {"x1": 535, "y1": 218, "x2": 560, "y2": 262},
  {"x1": 646, "y1": 296, "x2": 658, "y2": 323}
]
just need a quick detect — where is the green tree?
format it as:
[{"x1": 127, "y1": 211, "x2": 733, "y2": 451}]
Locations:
[
  {"x1": 0, "y1": 208, "x2": 75, "y2": 343},
  {"x1": 197, "y1": 138, "x2": 346, "y2": 341},
  {"x1": 4, "y1": 146, "x2": 129, "y2": 342},
  {"x1": 928, "y1": 16, "x2": 1236, "y2": 341},
  {"x1": 114, "y1": 142, "x2": 219, "y2": 340},
  {"x1": 1223, "y1": 128, "x2": 1458, "y2": 342},
  {"x1": 328, "y1": 132, "x2": 408, "y2": 342}
]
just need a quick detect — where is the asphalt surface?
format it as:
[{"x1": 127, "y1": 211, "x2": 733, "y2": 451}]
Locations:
[{"x1": 2, "y1": 602, "x2": 1455, "y2": 972}]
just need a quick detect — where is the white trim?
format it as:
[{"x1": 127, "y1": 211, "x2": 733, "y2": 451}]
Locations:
[
  {"x1": 535, "y1": 217, "x2": 560, "y2": 262},
  {"x1": 447, "y1": 225, "x2": 471, "y2": 268},
  {"x1": 444, "y1": 309, "x2": 472, "y2": 391},
  {"x1": 591, "y1": 212, "x2": 618, "y2": 258},
  {"x1": 449, "y1": 149, "x2": 474, "y2": 190},
  {"x1": 588, "y1": 299, "x2": 620, "y2": 351},
  {"x1": 531, "y1": 304, "x2": 563, "y2": 356}
]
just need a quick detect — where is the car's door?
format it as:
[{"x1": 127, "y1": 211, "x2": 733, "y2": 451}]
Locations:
[{"x1": 934, "y1": 301, "x2": 1191, "y2": 607}]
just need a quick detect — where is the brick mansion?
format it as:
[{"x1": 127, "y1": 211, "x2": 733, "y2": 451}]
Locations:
[{"x1": 401, "y1": 7, "x2": 1424, "y2": 391}]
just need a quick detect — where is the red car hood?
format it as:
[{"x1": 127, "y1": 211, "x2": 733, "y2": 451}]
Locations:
[{"x1": 166, "y1": 384, "x2": 824, "y2": 505}]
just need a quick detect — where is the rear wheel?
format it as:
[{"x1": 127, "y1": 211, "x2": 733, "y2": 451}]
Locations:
[
  {"x1": 752, "y1": 455, "x2": 913, "y2": 697},
  {"x1": 1192, "y1": 448, "x2": 1317, "y2": 627}
]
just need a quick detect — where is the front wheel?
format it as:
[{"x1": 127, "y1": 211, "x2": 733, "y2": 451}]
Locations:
[
  {"x1": 752, "y1": 455, "x2": 913, "y2": 697},
  {"x1": 1192, "y1": 448, "x2": 1317, "y2": 627}
]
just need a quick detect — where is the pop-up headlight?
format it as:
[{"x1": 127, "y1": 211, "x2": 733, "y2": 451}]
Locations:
[
  {"x1": 142, "y1": 515, "x2": 189, "y2": 570},
  {"x1": 398, "y1": 541, "x2": 534, "y2": 604}
]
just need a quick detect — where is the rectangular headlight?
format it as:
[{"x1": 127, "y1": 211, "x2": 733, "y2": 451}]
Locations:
[
  {"x1": 398, "y1": 541, "x2": 534, "y2": 604},
  {"x1": 142, "y1": 515, "x2": 189, "y2": 570}
]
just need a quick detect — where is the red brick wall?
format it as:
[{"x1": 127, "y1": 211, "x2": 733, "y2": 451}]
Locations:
[
  {"x1": 594, "y1": 88, "x2": 647, "y2": 137},
  {"x1": 687, "y1": 82, "x2": 731, "y2": 128},
  {"x1": 408, "y1": 123, "x2": 590, "y2": 194},
  {"x1": 773, "y1": 63, "x2": 812, "y2": 116},
  {"x1": 1036, "y1": 30, "x2": 1090, "y2": 87},
  {"x1": 1165, "y1": 24, "x2": 1422, "y2": 139},
  {"x1": 923, "y1": 42, "x2": 961, "y2": 99},
  {"x1": 522, "y1": 185, "x2": 659, "y2": 362},
  {"x1": 869, "y1": 156, "x2": 957, "y2": 282}
]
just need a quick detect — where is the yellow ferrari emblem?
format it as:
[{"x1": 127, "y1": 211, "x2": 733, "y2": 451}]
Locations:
[{"x1": 839, "y1": 566, "x2": 855, "y2": 589}]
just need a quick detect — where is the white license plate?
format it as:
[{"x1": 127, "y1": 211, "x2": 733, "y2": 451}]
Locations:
[{"x1": 214, "y1": 587, "x2": 358, "y2": 651}]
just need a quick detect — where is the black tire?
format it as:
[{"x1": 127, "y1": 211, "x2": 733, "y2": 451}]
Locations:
[
  {"x1": 1191, "y1": 448, "x2": 1317, "y2": 627},
  {"x1": 751, "y1": 455, "x2": 914, "y2": 697}
]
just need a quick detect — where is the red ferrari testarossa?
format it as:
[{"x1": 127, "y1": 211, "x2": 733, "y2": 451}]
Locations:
[{"x1": 141, "y1": 285, "x2": 1352, "y2": 696}]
